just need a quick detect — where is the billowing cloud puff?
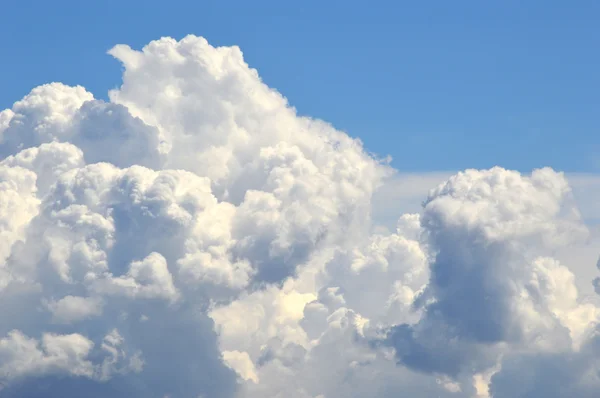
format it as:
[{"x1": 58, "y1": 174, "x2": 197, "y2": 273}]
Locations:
[
  {"x1": 381, "y1": 168, "x2": 600, "y2": 394},
  {"x1": 0, "y1": 35, "x2": 599, "y2": 398}
]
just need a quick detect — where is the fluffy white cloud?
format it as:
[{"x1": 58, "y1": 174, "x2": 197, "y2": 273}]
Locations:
[
  {"x1": 43, "y1": 295, "x2": 104, "y2": 324},
  {"x1": 0, "y1": 330, "x2": 95, "y2": 380},
  {"x1": 0, "y1": 35, "x2": 598, "y2": 398}
]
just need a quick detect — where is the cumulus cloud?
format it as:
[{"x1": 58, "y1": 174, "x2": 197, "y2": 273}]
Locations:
[
  {"x1": 0, "y1": 34, "x2": 598, "y2": 398},
  {"x1": 43, "y1": 295, "x2": 104, "y2": 324}
]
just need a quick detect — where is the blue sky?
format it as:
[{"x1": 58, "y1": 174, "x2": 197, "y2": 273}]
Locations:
[{"x1": 2, "y1": 0, "x2": 598, "y2": 172}]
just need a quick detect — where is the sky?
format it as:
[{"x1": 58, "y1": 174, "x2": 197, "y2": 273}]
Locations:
[
  {"x1": 2, "y1": 0, "x2": 599, "y2": 172},
  {"x1": 1, "y1": 2, "x2": 600, "y2": 398}
]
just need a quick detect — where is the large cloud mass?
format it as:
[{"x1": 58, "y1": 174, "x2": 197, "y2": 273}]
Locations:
[{"x1": 0, "y1": 35, "x2": 599, "y2": 397}]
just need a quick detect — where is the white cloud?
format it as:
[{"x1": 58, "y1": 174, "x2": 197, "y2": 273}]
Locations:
[
  {"x1": 222, "y1": 350, "x2": 259, "y2": 383},
  {"x1": 90, "y1": 252, "x2": 179, "y2": 302},
  {"x1": 44, "y1": 295, "x2": 104, "y2": 324},
  {"x1": 387, "y1": 168, "x2": 592, "y2": 364},
  {"x1": 0, "y1": 330, "x2": 95, "y2": 380},
  {"x1": 0, "y1": 35, "x2": 598, "y2": 398}
]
